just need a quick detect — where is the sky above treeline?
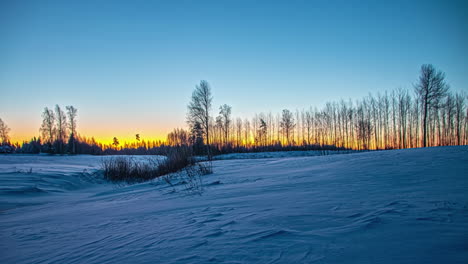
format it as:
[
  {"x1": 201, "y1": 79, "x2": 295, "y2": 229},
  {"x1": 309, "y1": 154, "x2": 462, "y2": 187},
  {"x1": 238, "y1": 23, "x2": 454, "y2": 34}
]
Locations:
[{"x1": 1, "y1": 0, "x2": 467, "y2": 144}]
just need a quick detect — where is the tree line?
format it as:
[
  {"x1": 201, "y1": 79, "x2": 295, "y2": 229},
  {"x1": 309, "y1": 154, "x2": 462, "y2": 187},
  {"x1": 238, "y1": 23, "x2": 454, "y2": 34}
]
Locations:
[
  {"x1": 175, "y1": 64, "x2": 467, "y2": 154},
  {"x1": 1, "y1": 64, "x2": 466, "y2": 155}
]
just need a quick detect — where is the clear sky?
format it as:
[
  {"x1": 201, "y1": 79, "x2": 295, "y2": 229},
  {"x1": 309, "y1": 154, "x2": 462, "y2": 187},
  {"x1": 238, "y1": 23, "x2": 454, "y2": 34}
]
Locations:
[{"x1": 1, "y1": 0, "x2": 467, "y2": 144}]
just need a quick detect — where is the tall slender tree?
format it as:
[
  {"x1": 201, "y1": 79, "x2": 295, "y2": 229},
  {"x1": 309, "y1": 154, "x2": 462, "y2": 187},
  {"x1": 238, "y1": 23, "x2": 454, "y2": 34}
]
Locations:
[
  {"x1": 219, "y1": 104, "x2": 232, "y2": 145},
  {"x1": 40, "y1": 107, "x2": 56, "y2": 151},
  {"x1": 55, "y1": 105, "x2": 67, "y2": 153},
  {"x1": 454, "y1": 93, "x2": 465, "y2": 145},
  {"x1": 187, "y1": 80, "x2": 213, "y2": 158},
  {"x1": 66, "y1": 105, "x2": 78, "y2": 153},
  {"x1": 280, "y1": 109, "x2": 295, "y2": 146},
  {"x1": 415, "y1": 64, "x2": 449, "y2": 147},
  {"x1": 66, "y1": 106, "x2": 77, "y2": 135}
]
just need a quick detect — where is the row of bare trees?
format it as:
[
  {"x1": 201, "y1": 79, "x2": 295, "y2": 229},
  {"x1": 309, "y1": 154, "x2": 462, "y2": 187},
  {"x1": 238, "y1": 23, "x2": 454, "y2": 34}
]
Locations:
[
  {"x1": 6, "y1": 64, "x2": 465, "y2": 155},
  {"x1": 179, "y1": 65, "x2": 467, "y2": 152}
]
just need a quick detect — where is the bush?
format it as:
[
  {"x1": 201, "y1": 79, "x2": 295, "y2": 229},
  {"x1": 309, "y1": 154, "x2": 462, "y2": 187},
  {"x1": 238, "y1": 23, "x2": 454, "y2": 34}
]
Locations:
[
  {"x1": 101, "y1": 146, "x2": 212, "y2": 183},
  {"x1": 157, "y1": 146, "x2": 195, "y2": 175}
]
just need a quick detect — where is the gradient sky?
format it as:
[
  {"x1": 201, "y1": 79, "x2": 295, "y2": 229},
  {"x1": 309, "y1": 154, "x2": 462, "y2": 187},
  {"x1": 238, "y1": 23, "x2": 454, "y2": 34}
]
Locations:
[{"x1": 1, "y1": 0, "x2": 467, "y2": 144}]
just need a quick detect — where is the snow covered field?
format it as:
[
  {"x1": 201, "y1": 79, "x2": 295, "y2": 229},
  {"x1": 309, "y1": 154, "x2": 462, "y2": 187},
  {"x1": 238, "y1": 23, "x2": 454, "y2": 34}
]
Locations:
[{"x1": 1, "y1": 147, "x2": 467, "y2": 263}]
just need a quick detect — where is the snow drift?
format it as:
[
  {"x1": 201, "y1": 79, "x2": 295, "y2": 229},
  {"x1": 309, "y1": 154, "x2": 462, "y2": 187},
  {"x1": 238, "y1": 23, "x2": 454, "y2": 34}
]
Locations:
[{"x1": 0, "y1": 147, "x2": 467, "y2": 263}]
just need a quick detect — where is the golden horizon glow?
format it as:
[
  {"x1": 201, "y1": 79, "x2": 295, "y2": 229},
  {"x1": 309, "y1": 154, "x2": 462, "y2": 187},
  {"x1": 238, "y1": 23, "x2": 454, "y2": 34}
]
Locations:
[
  {"x1": 91, "y1": 136, "x2": 167, "y2": 146},
  {"x1": 7, "y1": 125, "x2": 172, "y2": 146},
  {"x1": 9, "y1": 134, "x2": 168, "y2": 146},
  {"x1": 5, "y1": 112, "x2": 185, "y2": 146}
]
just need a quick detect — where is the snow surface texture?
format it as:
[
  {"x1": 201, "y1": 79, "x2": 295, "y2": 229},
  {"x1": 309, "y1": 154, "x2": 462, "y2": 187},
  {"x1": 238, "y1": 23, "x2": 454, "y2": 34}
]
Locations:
[{"x1": 0, "y1": 147, "x2": 467, "y2": 263}]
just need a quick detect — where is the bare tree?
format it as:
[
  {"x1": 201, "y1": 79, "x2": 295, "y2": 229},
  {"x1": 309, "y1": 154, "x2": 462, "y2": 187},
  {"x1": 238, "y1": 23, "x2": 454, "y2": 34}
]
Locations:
[
  {"x1": 244, "y1": 118, "x2": 251, "y2": 147},
  {"x1": 219, "y1": 104, "x2": 232, "y2": 145},
  {"x1": 267, "y1": 112, "x2": 274, "y2": 145},
  {"x1": 397, "y1": 88, "x2": 410, "y2": 148},
  {"x1": 454, "y1": 93, "x2": 466, "y2": 145},
  {"x1": 55, "y1": 105, "x2": 68, "y2": 153},
  {"x1": 305, "y1": 109, "x2": 313, "y2": 145},
  {"x1": 411, "y1": 94, "x2": 420, "y2": 148},
  {"x1": 66, "y1": 105, "x2": 78, "y2": 153},
  {"x1": 40, "y1": 107, "x2": 56, "y2": 147},
  {"x1": 187, "y1": 80, "x2": 213, "y2": 157},
  {"x1": 442, "y1": 93, "x2": 455, "y2": 145},
  {"x1": 381, "y1": 92, "x2": 390, "y2": 148},
  {"x1": 357, "y1": 120, "x2": 372, "y2": 149},
  {"x1": 235, "y1": 117, "x2": 242, "y2": 148},
  {"x1": 415, "y1": 64, "x2": 449, "y2": 147},
  {"x1": 391, "y1": 90, "x2": 397, "y2": 148},
  {"x1": 0, "y1": 118, "x2": 11, "y2": 144},
  {"x1": 66, "y1": 106, "x2": 77, "y2": 136},
  {"x1": 215, "y1": 115, "x2": 223, "y2": 148},
  {"x1": 280, "y1": 109, "x2": 295, "y2": 145}
]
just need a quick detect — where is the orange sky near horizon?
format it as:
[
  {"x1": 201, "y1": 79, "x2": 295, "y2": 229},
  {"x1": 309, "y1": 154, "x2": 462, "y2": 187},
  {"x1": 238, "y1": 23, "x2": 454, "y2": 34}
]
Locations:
[
  {"x1": 9, "y1": 126, "x2": 172, "y2": 145},
  {"x1": 5, "y1": 110, "x2": 184, "y2": 145},
  {"x1": 9, "y1": 126, "x2": 172, "y2": 146}
]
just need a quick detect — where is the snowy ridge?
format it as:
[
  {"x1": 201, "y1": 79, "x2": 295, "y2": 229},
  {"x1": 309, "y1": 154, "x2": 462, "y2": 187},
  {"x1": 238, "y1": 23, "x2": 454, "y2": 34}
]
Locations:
[
  {"x1": 0, "y1": 147, "x2": 467, "y2": 263},
  {"x1": 0, "y1": 155, "x2": 163, "y2": 210}
]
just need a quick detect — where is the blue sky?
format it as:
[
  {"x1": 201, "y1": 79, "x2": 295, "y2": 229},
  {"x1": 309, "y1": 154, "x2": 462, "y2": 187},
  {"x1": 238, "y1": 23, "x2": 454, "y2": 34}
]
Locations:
[{"x1": 1, "y1": 0, "x2": 467, "y2": 143}]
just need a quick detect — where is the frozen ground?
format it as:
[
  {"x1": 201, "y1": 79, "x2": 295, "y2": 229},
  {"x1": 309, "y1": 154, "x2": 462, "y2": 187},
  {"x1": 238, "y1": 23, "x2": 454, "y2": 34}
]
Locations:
[{"x1": 0, "y1": 147, "x2": 467, "y2": 263}]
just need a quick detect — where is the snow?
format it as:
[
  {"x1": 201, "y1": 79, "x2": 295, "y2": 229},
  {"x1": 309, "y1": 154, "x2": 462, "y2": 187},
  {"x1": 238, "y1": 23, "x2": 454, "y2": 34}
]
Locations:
[
  {"x1": 1, "y1": 147, "x2": 467, "y2": 263},
  {"x1": 212, "y1": 149, "x2": 360, "y2": 160}
]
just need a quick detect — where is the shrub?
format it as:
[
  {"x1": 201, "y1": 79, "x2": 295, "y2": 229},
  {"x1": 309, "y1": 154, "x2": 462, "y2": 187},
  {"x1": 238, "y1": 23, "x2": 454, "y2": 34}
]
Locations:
[
  {"x1": 101, "y1": 146, "x2": 213, "y2": 183},
  {"x1": 101, "y1": 156, "x2": 159, "y2": 182},
  {"x1": 156, "y1": 146, "x2": 195, "y2": 175}
]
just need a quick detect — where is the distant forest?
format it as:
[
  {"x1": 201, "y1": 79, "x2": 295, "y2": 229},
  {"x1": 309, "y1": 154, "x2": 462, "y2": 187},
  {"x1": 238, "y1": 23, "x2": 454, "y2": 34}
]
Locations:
[{"x1": 0, "y1": 64, "x2": 466, "y2": 155}]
